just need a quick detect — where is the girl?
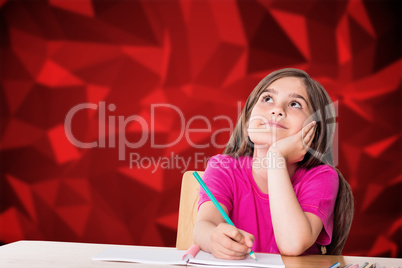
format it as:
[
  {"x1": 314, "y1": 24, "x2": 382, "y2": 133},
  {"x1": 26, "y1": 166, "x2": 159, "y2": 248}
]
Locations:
[{"x1": 193, "y1": 68, "x2": 354, "y2": 258}]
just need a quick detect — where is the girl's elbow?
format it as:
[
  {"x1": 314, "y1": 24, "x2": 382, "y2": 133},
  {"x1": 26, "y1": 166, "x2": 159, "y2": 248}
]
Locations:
[
  {"x1": 277, "y1": 240, "x2": 311, "y2": 256},
  {"x1": 278, "y1": 246, "x2": 304, "y2": 256}
]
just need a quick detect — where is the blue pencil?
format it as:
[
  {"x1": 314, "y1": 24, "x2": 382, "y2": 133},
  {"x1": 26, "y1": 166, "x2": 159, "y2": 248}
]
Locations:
[{"x1": 193, "y1": 171, "x2": 257, "y2": 261}]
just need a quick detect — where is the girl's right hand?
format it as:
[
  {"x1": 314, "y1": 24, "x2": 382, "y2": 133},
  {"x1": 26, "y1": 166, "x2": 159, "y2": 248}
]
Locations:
[
  {"x1": 268, "y1": 121, "x2": 316, "y2": 164},
  {"x1": 209, "y1": 223, "x2": 255, "y2": 260}
]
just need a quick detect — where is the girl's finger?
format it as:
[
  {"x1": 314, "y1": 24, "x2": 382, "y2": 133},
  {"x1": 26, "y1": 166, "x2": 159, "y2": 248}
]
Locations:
[
  {"x1": 215, "y1": 242, "x2": 248, "y2": 259},
  {"x1": 305, "y1": 133, "x2": 314, "y2": 149},
  {"x1": 217, "y1": 229, "x2": 251, "y2": 256},
  {"x1": 303, "y1": 124, "x2": 316, "y2": 148},
  {"x1": 303, "y1": 122, "x2": 315, "y2": 140},
  {"x1": 301, "y1": 121, "x2": 316, "y2": 137}
]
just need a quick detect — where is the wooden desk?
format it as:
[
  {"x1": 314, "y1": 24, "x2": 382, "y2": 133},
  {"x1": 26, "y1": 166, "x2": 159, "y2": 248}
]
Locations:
[{"x1": 0, "y1": 241, "x2": 400, "y2": 268}]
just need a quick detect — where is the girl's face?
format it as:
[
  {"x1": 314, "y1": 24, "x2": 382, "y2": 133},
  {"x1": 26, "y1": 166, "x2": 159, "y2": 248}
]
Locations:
[{"x1": 248, "y1": 76, "x2": 313, "y2": 147}]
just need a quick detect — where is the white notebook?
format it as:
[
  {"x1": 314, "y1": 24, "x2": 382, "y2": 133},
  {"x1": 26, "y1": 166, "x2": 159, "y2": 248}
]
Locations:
[{"x1": 92, "y1": 245, "x2": 285, "y2": 267}]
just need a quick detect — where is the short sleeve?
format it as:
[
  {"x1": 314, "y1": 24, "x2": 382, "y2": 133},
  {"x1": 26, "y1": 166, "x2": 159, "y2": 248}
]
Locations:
[
  {"x1": 297, "y1": 165, "x2": 339, "y2": 245},
  {"x1": 197, "y1": 155, "x2": 235, "y2": 213}
]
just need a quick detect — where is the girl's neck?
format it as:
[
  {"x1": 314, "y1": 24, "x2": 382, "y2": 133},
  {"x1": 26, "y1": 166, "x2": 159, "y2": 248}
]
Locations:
[{"x1": 252, "y1": 147, "x2": 298, "y2": 192}]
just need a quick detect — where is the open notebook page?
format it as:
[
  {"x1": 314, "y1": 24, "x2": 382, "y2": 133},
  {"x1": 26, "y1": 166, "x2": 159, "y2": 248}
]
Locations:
[
  {"x1": 92, "y1": 247, "x2": 187, "y2": 265},
  {"x1": 93, "y1": 246, "x2": 285, "y2": 267}
]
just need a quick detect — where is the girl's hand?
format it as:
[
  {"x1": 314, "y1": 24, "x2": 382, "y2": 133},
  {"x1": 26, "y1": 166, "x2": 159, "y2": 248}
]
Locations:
[
  {"x1": 268, "y1": 121, "x2": 316, "y2": 164},
  {"x1": 209, "y1": 223, "x2": 254, "y2": 260}
]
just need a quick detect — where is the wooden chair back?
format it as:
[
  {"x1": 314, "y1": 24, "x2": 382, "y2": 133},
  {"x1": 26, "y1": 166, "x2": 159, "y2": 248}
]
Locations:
[{"x1": 176, "y1": 171, "x2": 203, "y2": 250}]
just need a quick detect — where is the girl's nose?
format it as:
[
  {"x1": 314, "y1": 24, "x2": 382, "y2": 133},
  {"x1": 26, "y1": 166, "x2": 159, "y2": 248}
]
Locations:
[{"x1": 271, "y1": 107, "x2": 285, "y2": 117}]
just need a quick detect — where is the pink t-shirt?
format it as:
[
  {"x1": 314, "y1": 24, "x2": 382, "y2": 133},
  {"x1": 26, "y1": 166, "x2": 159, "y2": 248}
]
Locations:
[{"x1": 198, "y1": 154, "x2": 339, "y2": 255}]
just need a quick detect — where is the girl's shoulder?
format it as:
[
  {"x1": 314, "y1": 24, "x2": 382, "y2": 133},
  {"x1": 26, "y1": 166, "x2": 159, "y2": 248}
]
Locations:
[
  {"x1": 294, "y1": 164, "x2": 338, "y2": 184},
  {"x1": 307, "y1": 164, "x2": 337, "y2": 175}
]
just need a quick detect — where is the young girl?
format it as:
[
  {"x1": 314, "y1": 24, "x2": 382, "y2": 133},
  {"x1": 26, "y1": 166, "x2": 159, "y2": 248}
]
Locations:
[{"x1": 193, "y1": 68, "x2": 354, "y2": 258}]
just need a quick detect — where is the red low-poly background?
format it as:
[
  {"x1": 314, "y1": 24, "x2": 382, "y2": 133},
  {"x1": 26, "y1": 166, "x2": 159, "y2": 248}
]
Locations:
[{"x1": 0, "y1": 0, "x2": 401, "y2": 257}]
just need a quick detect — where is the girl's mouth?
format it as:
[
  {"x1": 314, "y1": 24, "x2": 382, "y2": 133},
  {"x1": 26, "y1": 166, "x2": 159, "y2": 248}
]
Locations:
[{"x1": 262, "y1": 121, "x2": 287, "y2": 129}]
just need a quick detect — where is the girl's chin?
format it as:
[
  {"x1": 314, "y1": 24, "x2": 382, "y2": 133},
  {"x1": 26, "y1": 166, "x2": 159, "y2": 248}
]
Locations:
[{"x1": 249, "y1": 135, "x2": 285, "y2": 146}]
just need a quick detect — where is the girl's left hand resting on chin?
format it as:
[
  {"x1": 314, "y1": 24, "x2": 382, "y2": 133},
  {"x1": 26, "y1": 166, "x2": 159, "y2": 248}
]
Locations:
[{"x1": 268, "y1": 121, "x2": 317, "y2": 163}]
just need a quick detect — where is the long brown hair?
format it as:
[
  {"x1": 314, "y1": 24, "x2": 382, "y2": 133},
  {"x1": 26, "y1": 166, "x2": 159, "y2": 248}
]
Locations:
[{"x1": 223, "y1": 68, "x2": 354, "y2": 255}]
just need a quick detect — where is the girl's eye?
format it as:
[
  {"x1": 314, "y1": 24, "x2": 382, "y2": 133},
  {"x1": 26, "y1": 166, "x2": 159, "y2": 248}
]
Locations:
[
  {"x1": 289, "y1": 101, "x2": 302, "y2": 108},
  {"x1": 262, "y1": 95, "x2": 273, "y2": 103}
]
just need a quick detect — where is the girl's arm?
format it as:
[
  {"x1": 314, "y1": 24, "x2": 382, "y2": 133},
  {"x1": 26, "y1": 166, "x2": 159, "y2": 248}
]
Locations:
[
  {"x1": 267, "y1": 156, "x2": 323, "y2": 256},
  {"x1": 267, "y1": 121, "x2": 323, "y2": 255},
  {"x1": 193, "y1": 201, "x2": 254, "y2": 259}
]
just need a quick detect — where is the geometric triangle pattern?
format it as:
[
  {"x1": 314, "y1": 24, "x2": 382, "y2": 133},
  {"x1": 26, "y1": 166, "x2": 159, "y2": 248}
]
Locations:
[{"x1": 0, "y1": 0, "x2": 401, "y2": 257}]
